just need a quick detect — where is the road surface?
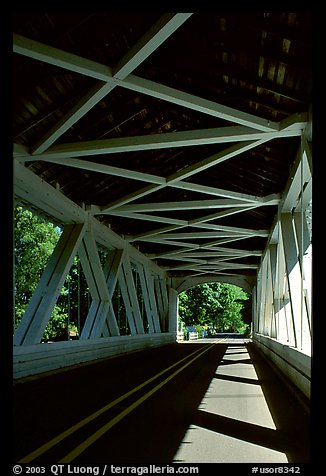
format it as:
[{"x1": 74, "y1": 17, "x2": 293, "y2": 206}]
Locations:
[{"x1": 13, "y1": 336, "x2": 310, "y2": 464}]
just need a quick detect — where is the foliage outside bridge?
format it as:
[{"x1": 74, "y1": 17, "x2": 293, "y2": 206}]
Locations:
[{"x1": 178, "y1": 282, "x2": 250, "y2": 337}]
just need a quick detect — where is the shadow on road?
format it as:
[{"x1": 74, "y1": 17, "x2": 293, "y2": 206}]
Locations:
[{"x1": 13, "y1": 340, "x2": 310, "y2": 464}]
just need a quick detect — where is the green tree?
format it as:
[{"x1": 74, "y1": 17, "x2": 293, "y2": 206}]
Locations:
[
  {"x1": 178, "y1": 283, "x2": 222, "y2": 326},
  {"x1": 178, "y1": 282, "x2": 249, "y2": 333},
  {"x1": 14, "y1": 206, "x2": 68, "y2": 340},
  {"x1": 214, "y1": 284, "x2": 249, "y2": 332}
]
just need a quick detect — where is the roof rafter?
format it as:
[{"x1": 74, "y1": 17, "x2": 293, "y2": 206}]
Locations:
[
  {"x1": 133, "y1": 229, "x2": 269, "y2": 240},
  {"x1": 112, "y1": 198, "x2": 268, "y2": 213},
  {"x1": 99, "y1": 139, "x2": 277, "y2": 212},
  {"x1": 13, "y1": 29, "x2": 286, "y2": 151},
  {"x1": 151, "y1": 248, "x2": 262, "y2": 259},
  {"x1": 14, "y1": 14, "x2": 193, "y2": 155},
  {"x1": 163, "y1": 261, "x2": 258, "y2": 271},
  {"x1": 22, "y1": 124, "x2": 304, "y2": 162}
]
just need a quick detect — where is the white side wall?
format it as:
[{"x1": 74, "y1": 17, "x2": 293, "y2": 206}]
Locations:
[
  {"x1": 13, "y1": 333, "x2": 176, "y2": 380},
  {"x1": 252, "y1": 136, "x2": 312, "y2": 399},
  {"x1": 253, "y1": 333, "x2": 311, "y2": 399}
]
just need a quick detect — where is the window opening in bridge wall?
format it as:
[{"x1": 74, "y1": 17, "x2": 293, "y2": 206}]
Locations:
[
  {"x1": 14, "y1": 206, "x2": 60, "y2": 334},
  {"x1": 112, "y1": 282, "x2": 129, "y2": 336},
  {"x1": 14, "y1": 214, "x2": 86, "y2": 346},
  {"x1": 131, "y1": 261, "x2": 150, "y2": 334},
  {"x1": 42, "y1": 254, "x2": 89, "y2": 342},
  {"x1": 14, "y1": 205, "x2": 75, "y2": 343},
  {"x1": 154, "y1": 276, "x2": 169, "y2": 333},
  {"x1": 134, "y1": 262, "x2": 162, "y2": 334},
  {"x1": 118, "y1": 255, "x2": 145, "y2": 336},
  {"x1": 275, "y1": 230, "x2": 295, "y2": 347}
]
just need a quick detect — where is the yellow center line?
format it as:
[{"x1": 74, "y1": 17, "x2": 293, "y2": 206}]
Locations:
[
  {"x1": 18, "y1": 339, "x2": 224, "y2": 463},
  {"x1": 59, "y1": 340, "x2": 221, "y2": 463}
]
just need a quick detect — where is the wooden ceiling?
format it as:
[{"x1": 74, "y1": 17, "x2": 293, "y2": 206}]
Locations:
[{"x1": 13, "y1": 12, "x2": 312, "y2": 279}]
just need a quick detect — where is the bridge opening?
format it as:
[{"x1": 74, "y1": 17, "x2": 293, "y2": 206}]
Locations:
[{"x1": 176, "y1": 282, "x2": 251, "y2": 340}]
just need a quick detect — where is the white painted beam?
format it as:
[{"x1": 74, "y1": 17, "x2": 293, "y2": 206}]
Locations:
[
  {"x1": 188, "y1": 222, "x2": 269, "y2": 235},
  {"x1": 16, "y1": 151, "x2": 279, "y2": 210},
  {"x1": 118, "y1": 74, "x2": 280, "y2": 131},
  {"x1": 14, "y1": 32, "x2": 307, "y2": 158},
  {"x1": 293, "y1": 212, "x2": 312, "y2": 325},
  {"x1": 118, "y1": 267, "x2": 137, "y2": 335},
  {"x1": 25, "y1": 125, "x2": 303, "y2": 161},
  {"x1": 269, "y1": 244, "x2": 278, "y2": 339},
  {"x1": 113, "y1": 198, "x2": 259, "y2": 214},
  {"x1": 164, "y1": 262, "x2": 257, "y2": 271},
  {"x1": 22, "y1": 155, "x2": 167, "y2": 185},
  {"x1": 137, "y1": 230, "x2": 268, "y2": 240},
  {"x1": 112, "y1": 13, "x2": 193, "y2": 79},
  {"x1": 130, "y1": 225, "x2": 268, "y2": 243},
  {"x1": 78, "y1": 229, "x2": 120, "y2": 338},
  {"x1": 136, "y1": 264, "x2": 156, "y2": 333},
  {"x1": 121, "y1": 257, "x2": 145, "y2": 335},
  {"x1": 101, "y1": 183, "x2": 166, "y2": 212},
  {"x1": 144, "y1": 268, "x2": 161, "y2": 333},
  {"x1": 280, "y1": 144, "x2": 311, "y2": 213},
  {"x1": 108, "y1": 210, "x2": 188, "y2": 226},
  {"x1": 279, "y1": 112, "x2": 308, "y2": 132},
  {"x1": 99, "y1": 139, "x2": 278, "y2": 212},
  {"x1": 140, "y1": 235, "x2": 252, "y2": 251},
  {"x1": 13, "y1": 33, "x2": 113, "y2": 80},
  {"x1": 166, "y1": 139, "x2": 275, "y2": 183},
  {"x1": 107, "y1": 205, "x2": 261, "y2": 231},
  {"x1": 13, "y1": 35, "x2": 281, "y2": 132},
  {"x1": 152, "y1": 248, "x2": 262, "y2": 259},
  {"x1": 13, "y1": 143, "x2": 30, "y2": 158},
  {"x1": 32, "y1": 82, "x2": 118, "y2": 155},
  {"x1": 170, "y1": 182, "x2": 274, "y2": 203},
  {"x1": 280, "y1": 213, "x2": 304, "y2": 350},
  {"x1": 14, "y1": 161, "x2": 87, "y2": 224},
  {"x1": 16, "y1": 14, "x2": 193, "y2": 154}
]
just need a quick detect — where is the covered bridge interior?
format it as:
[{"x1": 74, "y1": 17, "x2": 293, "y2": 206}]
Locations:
[{"x1": 13, "y1": 12, "x2": 312, "y2": 401}]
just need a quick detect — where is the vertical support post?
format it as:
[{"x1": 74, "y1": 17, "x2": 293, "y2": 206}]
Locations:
[
  {"x1": 280, "y1": 213, "x2": 303, "y2": 350},
  {"x1": 293, "y1": 212, "x2": 312, "y2": 325},
  {"x1": 168, "y1": 288, "x2": 178, "y2": 334},
  {"x1": 252, "y1": 284, "x2": 257, "y2": 335},
  {"x1": 14, "y1": 223, "x2": 86, "y2": 346},
  {"x1": 255, "y1": 269, "x2": 262, "y2": 334},
  {"x1": 293, "y1": 212, "x2": 312, "y2": 354},
  {"x1": 262, "y1": 249, "x2": 274, "y2": 337},
  {"x1": 276, "y1": 226, "x2": 293, "y2": 345},
  {"x1": 269, "y1": 244, "x2": 278, "y2": 339},
  {"x1": 258, "y1": 255, "x2": 268, "y2": 336}
]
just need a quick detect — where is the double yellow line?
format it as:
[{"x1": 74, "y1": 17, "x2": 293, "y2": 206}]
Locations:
[{"x1": 19, "y1": 340, "x2": 223, "y2": 463}]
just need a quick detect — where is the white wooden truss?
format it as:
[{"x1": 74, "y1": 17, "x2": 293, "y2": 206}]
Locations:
[
  {"x1": 13, "y1": 14, "x2": 312, "y2": 385},
  {"x1": 13, "y1": 12, "x2": 308, "y2": 280}
]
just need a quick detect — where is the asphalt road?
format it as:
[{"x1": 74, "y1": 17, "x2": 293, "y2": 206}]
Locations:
[{"x1": 13, "y1": 337, "x2": 310, "y2": 464}]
